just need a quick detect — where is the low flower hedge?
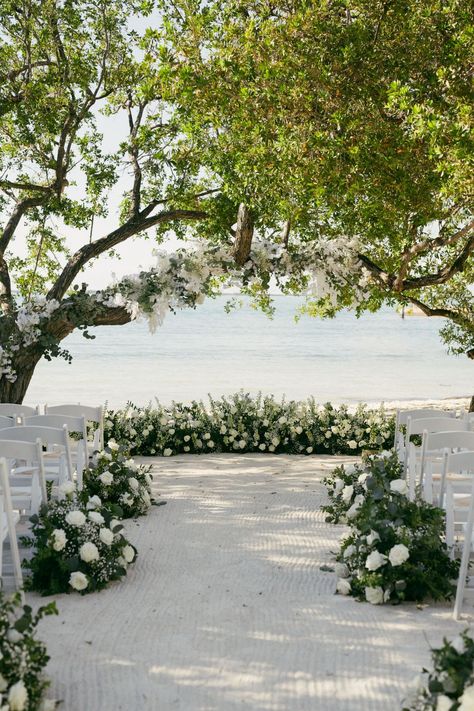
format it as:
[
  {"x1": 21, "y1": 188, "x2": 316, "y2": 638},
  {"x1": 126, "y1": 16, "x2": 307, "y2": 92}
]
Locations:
[
  {"x1": 323, "y1": 452, "x2": 459, "y2": 605},
  {"x1": 0, "y1": 591, "x2": 57, "y2": 711},
  {"x1": 104, "y1": 392, "x2": 394, "y2": 456}
]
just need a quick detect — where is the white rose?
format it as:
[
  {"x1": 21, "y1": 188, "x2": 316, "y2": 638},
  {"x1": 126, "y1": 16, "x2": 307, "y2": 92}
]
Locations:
[
  {"x1": 122, "y1": 545, "x2": 135, "y2": 563},
  {"x1": 390, "y1": 479, "x2": 408, "y2": 495},
  {"x1": 7, "y1": 629, "x2": 22, "y2": 643},
  {"x1": 354, "y1": 494, "x2": 365, "y2": 505},
  {"x1": 459, "y1": 685, "x2": 474, "y2": 711},
  {"x1": 99, "y1": 471, "x2": 113, "y2": 486},
  {"x1": 259, "y1": 443, "x2": 266, "y2": 451},
  {"x1": 336, "y1": 579, "x2": 351, "y2": 595},
  {"x1": 203, "y1": 432, "x2": 211, "y2": 440},
  {"x1": 239, "y1": 440, "x2": 246, "y2": 449},
  {"x1": 110, "y1": 519, "x2": 121, "y2": 532},
  {"x1": 108, "y1": 439, "x2": 119, "y2": 451},
  {"x1": 184, "y1": 446, "x2": 190, "y2": 452},
  {"x1": 184, "y1": 435, "x2": 191, "y2": 442},
  {"x1": 341, "y1": 485, "x2": 354, "y2": 504},
  {"x1": 51, "y1": 528, "x2": 67, "y2": 552},
  {"x1": 348, "y1": 440, "x2": 357, "y2": 450},
  {"x1": 163, "y1": 448, "x2": 172, "y2": 457},
  {"x1": 365, "y1": 550, "x2": 387, "y2": 571},
  {"x1": 388, "y1": 544, "x2": 410, "y2": 567},
  {"x1": 272, "y1": 437, "x2": 280, "y2": 447},
  {"x1": 128, "y1": 477, "x2": 139, "y2": 491},
  {"x1": 366, "y1": 530, "x2": 381, "y2": 546},
  {"x1": 159, "y1": 416, "x2": 168, "y2": 426},
  {"x1": 125, "y1": 459, "x2": 137, "y2": 470},
  {"x1": 295, "y1": 426, "x2": 303, "y2": 434},
  {"x1": 102, "y1": 452, "x2": 112, "y2": 461},
  {"x1": 333, "y1": 478, "x2": 344, "y2": 493},
  {"x1": 220, "y1": 426, "x2": 227, "y2": 434},
  {"x1": 65, "y1": 510, "x2": 86, "y2": 527},
  {"x1": 365, "y1": 586, "x2": 384, "y2": 605},
  {"x1": 70, "y1": 571, "x2": 88, "y2": 591},
  {"x1": 99, "y1": 528, "x2": 114, "y2": 546},
  {"x1": 357, "y1": 472, "x2": 369, "y2": 485},
  {"x1": 269, "y1": 445, "x2": 275, "y2": 452},
  {"x1": 436, "y1": 695, "x2": 453, "y2": 711},
  {"x1": 346, "y1": 502, "x2": 361, "y2": 519},
  {"x1": 88, "y1": 511, "x2": 105, "y2": 525},
  {"x1": 58, "y1": 480, "x2": 75, "y2": 497},
  {"x1": 80, "y1": 542, "x2": 100, "y2": 563},
  {"x1": 335, "y1": 563, "x2": 350, "y2": 578},
  {"x1": 306, "y1": 446, "x2": 313, "y2": 454},
  {"x1": 343, "y1": 544, "x2": 356, "y2": 559},
  {"x1": 262, "y1": 419, "x2": 269, "y2": 427},
  {"x1": 86, "y1": 495, "x2": 102, "y2": 510},
  {"x1": 121, "y1": 493, "x2": 133, "y2": 506},
  {"x1": 278, "y1": 416, "x2": 286, "y2": 424},
  {"x1": 8, "y1": 680, "x2": 28, "y2": 711},
  {"x1": 207, "y1": 440, "x2": 215, "y2": 448},
  {"x1": 168, "y1": 428, "x2": 175, "y2": 435}
]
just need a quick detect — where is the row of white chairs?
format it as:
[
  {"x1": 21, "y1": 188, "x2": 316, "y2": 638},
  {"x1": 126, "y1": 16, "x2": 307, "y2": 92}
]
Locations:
[
  {"x1": 0, "y1": 403, "x2": 105, "y2": 593},
  {"x1": 395, "y1": 406, "x2": 474, "y2": 619}
]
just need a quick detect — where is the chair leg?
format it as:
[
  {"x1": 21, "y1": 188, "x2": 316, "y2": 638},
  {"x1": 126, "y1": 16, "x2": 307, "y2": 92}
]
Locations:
[{"x1": 453, "y1": 478, "x2": 474, "y2": 619}]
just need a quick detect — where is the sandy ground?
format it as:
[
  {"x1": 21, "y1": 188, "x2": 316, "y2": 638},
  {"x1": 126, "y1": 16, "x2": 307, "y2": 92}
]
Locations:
[{"x1": 30, "y1": 454, "x2": 471, "y2": 711}]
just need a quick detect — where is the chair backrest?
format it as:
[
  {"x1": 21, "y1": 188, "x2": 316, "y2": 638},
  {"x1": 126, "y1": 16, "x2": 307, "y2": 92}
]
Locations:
[
  {"x1": 0, "y1": 438, "x2": 47, "y2": 502},
  {"x1": 45, "y1": 404, "x2": 104, "y2": 450},
  {"x1": 408, "y1": 416, "x2": 467, "y2": 437},
  {"x1": 0, "y1": 404, "x2": 38, "y2": 418},
  {"x1": 25, "y1": 414, "x2": 86, "y2": 434},
  {"x1": 424, "y1": 430, "x2": 474, "y2": 454},
  {"x1": 0, "y1": 415, "x2": 13, "y2": 430},
  {"x1": 0, "y1": 425, "x2": 73, "y2": 480},
  {"x1": 0, "y1": 457, "x2": 23, "y2": 593},
  {"x1": 397, "y1": 408, "x2": 455, "y2": 427},
  {"x1": 447, "y1": 451, "x2": 474, "y2": 475},
  {"x1": 449, "y1": 473, "x2": 474, "y2": 619}
]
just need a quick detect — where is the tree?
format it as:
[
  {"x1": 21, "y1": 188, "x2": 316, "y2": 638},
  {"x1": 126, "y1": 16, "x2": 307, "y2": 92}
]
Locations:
[{"x1": 157, "y1": 0, "x2": 474, "y2": 363}]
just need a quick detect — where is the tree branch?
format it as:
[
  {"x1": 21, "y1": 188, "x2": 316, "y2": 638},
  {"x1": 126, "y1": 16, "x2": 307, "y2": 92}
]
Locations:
[
  {"x1": 0, "y1": 196, "x2": 46, "y2": 255},
  {"x1": 48, "y1": 208, "x2": 208, "y2": 301},
  {"x1": 403, "y1": 233, "x2": 474, "y2": 290}
]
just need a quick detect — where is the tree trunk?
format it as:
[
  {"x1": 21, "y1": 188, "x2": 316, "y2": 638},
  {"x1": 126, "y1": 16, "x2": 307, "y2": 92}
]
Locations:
[
  {"x1": 0, "y1": 353, "x2": 40, "y2": 404},
  {"x1": 469, "y1": 396, "x2": 474, "y2": 413}
]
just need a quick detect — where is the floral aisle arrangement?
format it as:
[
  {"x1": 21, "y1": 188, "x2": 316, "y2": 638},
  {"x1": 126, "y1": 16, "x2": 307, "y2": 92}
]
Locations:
[
  {"x1": 402, "y1": 631, "x2": 474, "y2": 710},
  {"x1": 324, "y1": 453, "x2": 459, "y2": 604},
  {"x1": 22, "y1": 487, "x2": 137, "y2": 596},
  {"x1": 0, "y1": 591, "x2": 57, "y2": 711},
  {"x1": 105, "y1": 392, "x2": 394, "y2": 457},
  {"x1": 80, "y1": 440, "x2": 153, "y2": 519}
]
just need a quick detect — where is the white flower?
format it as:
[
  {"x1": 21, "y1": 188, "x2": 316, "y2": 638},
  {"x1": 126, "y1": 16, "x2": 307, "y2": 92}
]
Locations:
[
  {"x1": 99, "y1": 528, "x2": 114, "y2": 546},
  {"x1": 128, "y1": 477, "x2": 139, "y2": 491},
  {"x1": 278, "y1": 416, "x2": 287, "y2": 425},
  {"x1": 220, "y1": 425, "x2": 227, "y2": 434},
  {"x1": 51, "y1": 529, "x2": 67, "y2": 552},
  {"x1": 341, "y1": 485, "x2": 354, "y2": 504},
  {"x1": 87, "y1": 495, "x2": 102, "y2": 510},
  {"x1": 159, "y1": 416, "x2": 168, "y2": 426},
  {"x1": 121, "y1": 493, "x2": 134, "y2": 506},
  {"x1": 348, "y1": 440, "x2": 358, "y2": 450},
  {"x1": 88, "y1": 511, "x2": 105, "y2": 525},
  {"x1": 110, "y1": 519, "x2": 121, "y2": 532},
  {"x1": 184, "y1": 446, "x2": 190, "y2": 452},
  {"x1": 333, "y1": 478, "x2": 344, "y2": 493},
  {"x1": 101, "y1": 452, "x2": 112, "y2": 461},
  {"x1": 354, "y1": 494, "x2": 365, "y2": 505},
  {"x1": 108, "y1": 439, "x2": 120, "y2": 451},
  {"x1": 335, "y1": 563, "x2": 350, "y2": 578},
  {"x1": 365, "y1": 586, "x2": 384, "y2": 605},
  {"x1": 7, "y1": 629, "x2": 22, "y2": 643},
  {"x1": 357, "y1": 472, "x2": 369, "y2": 485},
  {"x1": 203, "y1": 432, "x2": 211, "y2": 440},
  {"x1": 295, "y1": 426, "x2": 303, "y2": 434},
  {"x1": 207, "y1": 440, "x2": 215, "y2": 448},
  {"x1": 65, "y1": 510, "x2": 86, "y2": 527},
  {"x1": 99, "y1": 471, "x2": 113, "y2": 486},
  {"x1": 239, "y1": 440, "x2": 246, "y2": 449},
  {"x1": 346, "y1": 502, "x2": 361, "y2": 519},
  {"x1": 388, "y1": 544, "x2": 409, "y2": 567},
  {"x1": 306, "y1": 446, "x2": 313, "y2": 454},
  {"x1": 184, "y1": 435, "x2": 191, "y2": 442},
  {"x1": 459, "y1": 684, "x2": 474, "y2": 711},
  {"x1": 70, "y1": 571, "x2": 88, "y2": 591},
  {"x1": 259, "y1": 443, "x2": 266, "y2": 451},
  {"x1": 271, "y1": 437, "x2": 280, "y2": 447},
  {"x1": 390, "y1": 479, "x2": 409, "y2": 495},
  {"x1": 365, "y1": 550, "x2": 387, "y2": 571},
  {"x1": 80, "y1": 542, "x2": 100, "y2": 563},
  {"x1": 8, "y1": 680, "x2": 28, "y2": 711},
  {"x1": 343, "y1": 544, "x2": 356, "y2": 559},
  {"x1": 336, "y1": 579, "x2": 351, "y2": 595},
  {"x1": 436, "y1": 695, "x2": 453, "y2": 711},
  {"x1": 58, "y1": 480, "x2": 75, "y2": 497},
  {"x1": 125, "y1": 459, "x2": 138, "y2": 470},
  {"x1": 366, "y1": 530, "x2": 381, "y2": 546},
  {"x1": 122, "y1": 545, "x2": 135, "y2": 563},
  {"x1": 0, "y1": 674, "x2": 7, "y2": 692},
  {"x1": 163, "y1": 448, "x2": 172, "y2": 457}
]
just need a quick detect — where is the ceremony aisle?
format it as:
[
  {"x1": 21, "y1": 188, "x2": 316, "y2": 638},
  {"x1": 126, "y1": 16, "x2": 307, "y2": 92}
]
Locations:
[{"x1": 32, "y1": 454, "x2": 465, "y2": 711}]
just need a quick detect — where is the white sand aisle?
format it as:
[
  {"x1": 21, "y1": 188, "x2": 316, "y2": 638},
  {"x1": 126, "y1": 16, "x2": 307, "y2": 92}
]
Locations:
[{"x1": 31, "y1": 454, "x2": 466, "y2": 711}]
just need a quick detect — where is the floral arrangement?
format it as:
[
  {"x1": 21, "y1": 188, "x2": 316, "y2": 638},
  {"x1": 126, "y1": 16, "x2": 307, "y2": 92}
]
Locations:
[
  {"x1": 80, "y1": 440, "x2": 153, "y2": 519},
  {"x1": 402, "y1": 630, "x2": 474, "y2": 710},
  {"x1": 324, "y1": 452, "x2": 459, "y2": 604},
  {"x1": 0, "y1": 591, "x2": 57, "y2": 711},
  {"x1": 105, "y1": 392, "x2": 394, "y2": 457},
  {"x1": 22, "y1": 486, "x2": 137, "y2": 596}
]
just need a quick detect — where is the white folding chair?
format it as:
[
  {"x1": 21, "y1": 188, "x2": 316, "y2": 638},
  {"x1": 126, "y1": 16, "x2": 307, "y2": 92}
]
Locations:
[
  {"x1": 0, "y1": 439, "x2": 47, "y2": 513},
  {"x1": 45, "y1": 404, "x2": 104, "y2": 453},
  {"x1": 0, "y1": 404, "x2": 38, "y2": 418},
  {"x1": 24, "y1": 415, "x2": 88, "y2": 488},
  {"x1": 451, "y1": 458, "x2": 474, "y2": 619},
  {"x1": 0, "y1": 457, "x2": 23, "y2": 594},
  {"x1": 0, "y1": 425, "x2": 73, "y2": 486},
  {"x1": 0, "y1": 415, "x2": 14, "y2": 430},
  {"x1": 421, "y1": 431, "x2": 474, "y2": 497},
  {"x1": 404, "y1": 416, "x2": 469, "y2": 477},
  {"x1": 394, "y1": 408, "x2": 456, "y2": 455}
]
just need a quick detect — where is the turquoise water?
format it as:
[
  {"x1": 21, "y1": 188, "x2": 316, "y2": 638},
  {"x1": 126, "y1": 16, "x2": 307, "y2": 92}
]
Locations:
[{"x1": 26, "y1": 296, "x2": 472, "y2": 407}]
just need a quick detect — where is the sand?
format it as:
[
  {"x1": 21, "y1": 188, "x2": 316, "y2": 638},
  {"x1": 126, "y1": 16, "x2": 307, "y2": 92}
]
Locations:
[{"x1": 30, "y1": 454, "x2": 469, "y2": 711}]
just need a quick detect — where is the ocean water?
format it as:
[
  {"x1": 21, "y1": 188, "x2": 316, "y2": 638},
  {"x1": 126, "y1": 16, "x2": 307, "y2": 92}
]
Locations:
[{"x1": 26, "y1": 296, "x2": 472, "y2": 407}]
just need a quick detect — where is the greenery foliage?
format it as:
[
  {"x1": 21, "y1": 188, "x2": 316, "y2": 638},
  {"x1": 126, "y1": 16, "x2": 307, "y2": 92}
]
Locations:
[
  {"x1": 402, "y1": 631, "x2": 474, "y2": 710},
  {"x1": 80, "y1": 441, "x2": 153, "y2": 518},
  {"x1": 0, "y1": 591, "x2": 57, "y2": 711},
  {"x1": 22, "y1": 492, "x2": 137, "y2": 596},
  {"x1": 324, "y1": 453, "x2": 458, "y2": 604},
  {"x1": 104, "y1": 392, "x2": 395, "y2": 456}
]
